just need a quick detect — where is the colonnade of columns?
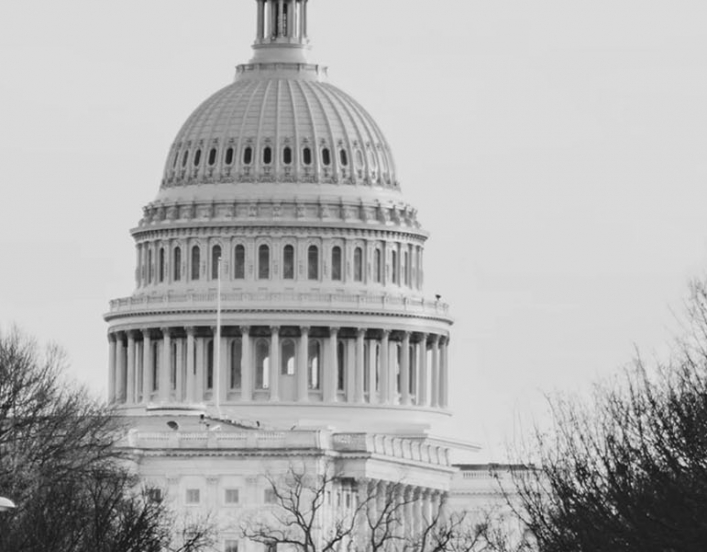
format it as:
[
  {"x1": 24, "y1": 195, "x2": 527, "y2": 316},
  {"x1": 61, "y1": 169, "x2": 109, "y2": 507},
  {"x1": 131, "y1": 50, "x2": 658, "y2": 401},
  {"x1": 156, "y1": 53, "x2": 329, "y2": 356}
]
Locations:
[
  {"x1": 108, "y1": 326, "x2": 450, "y2": 409},
  {"x1": 255, "y1": 0, "x2": 308, "y2": 43}
]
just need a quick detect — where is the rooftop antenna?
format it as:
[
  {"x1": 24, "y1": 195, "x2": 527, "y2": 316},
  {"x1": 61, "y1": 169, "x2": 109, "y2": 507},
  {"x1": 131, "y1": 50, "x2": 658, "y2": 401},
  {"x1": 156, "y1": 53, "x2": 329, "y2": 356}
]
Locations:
[{"x1": 214, "y1": 255, "x2": 223, "y2": 419}]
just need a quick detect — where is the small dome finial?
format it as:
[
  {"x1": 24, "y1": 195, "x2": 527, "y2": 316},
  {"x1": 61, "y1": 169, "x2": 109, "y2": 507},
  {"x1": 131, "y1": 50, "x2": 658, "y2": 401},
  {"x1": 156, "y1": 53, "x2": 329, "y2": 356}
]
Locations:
[{"x1": 250, "y1": 0, "x2": 310, "y2": 64}]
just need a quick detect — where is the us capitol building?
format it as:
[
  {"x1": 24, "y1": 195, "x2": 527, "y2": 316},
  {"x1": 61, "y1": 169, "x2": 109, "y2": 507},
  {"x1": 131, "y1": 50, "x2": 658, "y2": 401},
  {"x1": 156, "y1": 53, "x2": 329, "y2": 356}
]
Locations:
[{"x1": 104, "y1": 1, "x2": 512, "y2": 549}]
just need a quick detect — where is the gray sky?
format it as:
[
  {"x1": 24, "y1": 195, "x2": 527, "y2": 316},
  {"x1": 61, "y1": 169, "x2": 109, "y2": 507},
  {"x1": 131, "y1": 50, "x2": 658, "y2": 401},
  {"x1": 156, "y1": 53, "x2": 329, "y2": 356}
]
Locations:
[{"x1": 2, "y1": 0, "x2": 707, "y2": 460}]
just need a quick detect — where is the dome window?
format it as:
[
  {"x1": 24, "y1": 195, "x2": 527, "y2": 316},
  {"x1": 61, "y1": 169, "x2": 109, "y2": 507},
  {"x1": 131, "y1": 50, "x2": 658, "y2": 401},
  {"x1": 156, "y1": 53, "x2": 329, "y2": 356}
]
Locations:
[
  {"x1": 281, "y1": 340, "x2": 296, "y2": 375},
  {"x1": 230, "y1": 339, "x2": 242, "y2": 389},
  {"x1": 211, "y1": 245, "x2": 222, "y2": 280},
  {"x1": 331, "y1": 246, "x2": 342, "y2": 281},
  {"x1": 308, "y1": 245, "x2": 319, "y2": 280},
  {"x1": 337, "y1": 341, "x2": 346, "y2": 392},
  {"x1": 191, "y1": 246, "x2": 200, "y2": 281},
  {"x1": 374, "y1": 249, "x2": 382, "y2": 283},
  {"x1": 302, "y1": 147, "x2": 312, "y2": 166},
  {"x1": 234, "y1": 244, "x2": 245, "y2": 279},
  {"x1": 158, "y1": 248, "x2": 166, "y2": 283},
  {"x1": 339, "y1": 149, "x2": 349, "y2": 167},
  {"x1": 321, "y1": 147, "x2": 331, "y2": 167},
  {"x1": 354, "y1": 247, "x2": 363, "y2": 282},
  {"x1": 182, "y1": 150, "x2": 190, "y2": 167},
  {"x1": 308, "y1": 340, "x2": 321, "y2": 390},
  {"x1": 258, "y1": 244, "x2": 270, "y2": 280},
  {"x1": 368, "y1": 149, "x2": 378, "y2": 170},
  {"x1": 355, "y1": 149, "x2": 364, "y2": 168},
  {"x1": 262, "y1": 146, "x2": 273, "y2": 165},
  {"x1": 255, "y1": 339, "x2": 270, "y2": 389},
  {"x1": 283, "y1": 146, "x2": 293, "y2": 165},
  {"x1": 208, "y1": 148, "x2": 218, "y2": 166},
  {"x1": 225, "y1": 147, "x2": 235, "y2": 165},
  {"x1": 193, "y1": 149, "x2": 202, "y2": 167},
  {"x1": 206, "y1": 340, "x2": 214, "y2": 389},
  {"x1": 172, "y1": 150, "x2": 179, "y2": 168},
  {"x1": 243, "y1": 146, "x2": 253, "y2": 165},
  {"x1": 283, "y1": 245, "x2": 295, "y2": 280},
  {"x1": 173, "y1": 247, "x2": 182, "y2": 282}
]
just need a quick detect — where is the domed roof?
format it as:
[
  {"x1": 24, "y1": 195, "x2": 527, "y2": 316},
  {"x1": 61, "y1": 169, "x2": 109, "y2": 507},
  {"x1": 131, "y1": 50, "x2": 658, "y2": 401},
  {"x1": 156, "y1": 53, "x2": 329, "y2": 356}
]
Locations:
[{"x1": 161, "y1": 63, "x2": 398, "y2": 192}]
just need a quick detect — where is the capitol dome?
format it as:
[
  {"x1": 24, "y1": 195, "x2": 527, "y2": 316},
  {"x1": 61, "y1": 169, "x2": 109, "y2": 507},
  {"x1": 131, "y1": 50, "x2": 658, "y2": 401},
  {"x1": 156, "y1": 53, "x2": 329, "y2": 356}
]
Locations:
[{"x1": 105, "y1": 0, "x2": 452, "y2": 434}]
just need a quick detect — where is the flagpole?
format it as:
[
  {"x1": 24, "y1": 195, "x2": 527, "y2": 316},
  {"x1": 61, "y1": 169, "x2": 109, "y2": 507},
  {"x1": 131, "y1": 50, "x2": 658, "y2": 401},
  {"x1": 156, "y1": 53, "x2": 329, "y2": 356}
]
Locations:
[{"x1": 214, "y1": 256, "x2": 222, "y2": 418}]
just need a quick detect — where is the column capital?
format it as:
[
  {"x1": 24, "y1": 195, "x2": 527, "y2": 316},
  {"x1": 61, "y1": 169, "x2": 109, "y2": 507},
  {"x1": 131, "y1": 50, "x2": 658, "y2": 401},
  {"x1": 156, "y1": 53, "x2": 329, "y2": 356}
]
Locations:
[
  {"x1": 107, "y1": 333, "x2": 117, "y2": 343},
  {"x1": 160, "y1": 327, "x2": 171, "y2": 336},
  {"x1": 431, "y1": 333, "x2": 441, "y2": 344},
  {"x1": 401, "y1": 331, "x2": 412, "y2": 340},
  {"x1": 300, "y1": 326, "x2": 310, "y2": 335},
  {"x1": 329, "y1": 327, "x2": 340, "y2": 335},
  {"x1": 356, "y1": 327, "x2": 367, "y2": 338},
  {"x1": 240, "y1": 326, "x2": 251, "y2": 336},
  {"x1": 185, "y1": 326, "x2": 196, "y2": 336},
  {"x1": 270, "y1": 325, "x2": 281, "y2": 335},
  {"x1": 381, "y1": 329, "x2": 391, "y2": 338}
]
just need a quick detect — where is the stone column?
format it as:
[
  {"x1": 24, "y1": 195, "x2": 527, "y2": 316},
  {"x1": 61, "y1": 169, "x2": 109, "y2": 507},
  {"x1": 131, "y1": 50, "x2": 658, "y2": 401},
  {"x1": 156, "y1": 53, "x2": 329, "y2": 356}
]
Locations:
[
  {"x1": 108, "y1": 334, "x2": 116, "y2": 403},
  {"x1": 418, "y1": 334, "x2": 428, "y2": 407},
  {"x1": 430, "y1": 335, "x2": 440, "y2": 408},
  {"x1": 380, "y1": 330, "x2": 390, "y2": 404},
  {"x1": 400, "y1": 332, "x2": 411, "y2": 406},
  {"x1": 422, "y1": 488, "x2": 433, "y2": 524},
  {"x1": 241, "y1": 326, "x2": 252, "y2": 401},
  {"x1": 160, "y1": 328, "x2": 171, "y2": 403},
  {"x1": 195, "y1": 336, "x2": 205, "y2": 402},
  {"x1": 175, "y1": 336, "x2": 184, "y2": 401},
  {"x1": 297, "y1": 326, "x2": 309, "y2": 402},
  {"x1": 116, "y1": 334, "x2": 126, "y2": 403},
  {"x1": 269, "y1": 326, "x2": 280, "y2": 401},
  {"x1": 142, "y1": 330, "x2": 152, "y2": 404},
  {"x1": 185, "y1": 327, "x2": 195, "y2": 402},
  {"x1": 257, "y1": 0, "x2": 265, "y2": 40},
  {"x1": 324, "y1": 327, "x2": 338, "y2": 402},
  {"x1": 440, "y1": 337, "x2": 449, "y2": 409},
  {"x1": 354, "y1": 328, "x2": 365, "y2": 403},
  {"x1": 301, "y1": 0, "x2": 308, "y2": 38},
  {"x1": 126, "y1": 331, "x2": 136, "y2": 404},
  {"x1": 368, "y1": 338, "x2": 378, "y2": 404},
  {"x1": 412, "y1": 488, "x2": 423, "y2": 536},
  {"x1": 346, "y1": 338, "x2": 356, "y2": 402}
]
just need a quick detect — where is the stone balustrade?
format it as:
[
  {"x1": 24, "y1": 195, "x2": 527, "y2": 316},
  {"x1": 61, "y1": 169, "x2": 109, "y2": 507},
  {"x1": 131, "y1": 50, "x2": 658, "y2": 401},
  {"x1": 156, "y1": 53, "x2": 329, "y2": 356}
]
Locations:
[{"x1": 332, "y1": 433, "x2": 450, "y2": 467}]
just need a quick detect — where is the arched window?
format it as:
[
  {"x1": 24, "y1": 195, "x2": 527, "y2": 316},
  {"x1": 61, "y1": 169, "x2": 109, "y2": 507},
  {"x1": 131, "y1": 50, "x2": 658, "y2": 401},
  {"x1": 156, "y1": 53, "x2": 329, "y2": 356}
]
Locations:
[
  {"x1": 368, "y1": 149, "x2": 378, "y2": 170},
  {"x1": 208, "y1": 148, "x2": 217, "y2": 166},
  {"x1": 283, "y1": 146, "x2": 293, "y2": 165},
  {"x1": 243, "y1": 146, "x2": 253, "y2": 165},
  {"x1": 234, "y1": 244, "x2": 245, "y2": 279},
  {"x1": 255, "y1": 339, "x2": 270, "y2": 389},
  {"x1": 321, "y1": 147, "x2": 331, "y2": 166},
  {"x1": 230, "y1": 339, "x2": 242, "y2": 389},
  {"x1": 173, "y1": 246, "x2": 182, "y2": 281},
  {"x1": 281, "y1": 339, "x2": 296, "y2": 375},
  {"x1": 331, "y1": 246, "x2": 342, "y2": 281},
  {"x1": 181, "y1": 149, "x2": 189, "y2": 167},
  {"x1": 263, "y1": 146, "x2": 273, "y2": 165},
  {"x1": 392, "y1": 250, "x2": 398, "y2": 284},
  {"x1": 283, "y1": 245, "x2": 295, "y2": 280},
  {"x1": 147, "y1": 248, "x2": 154, "y2": 284},
  {"x1": 302, "y1": 147, "x2": 312, "y2": 166},
  {"x1": 172, "y1": 150, "x2": 179, "y2": 168},
  {"x1": 225, "y1": 147, "x2": 235, "y2": 165},
  {"x1": 339, "y1": 149, "x2": 349, "y2": 167},
  {"x1": 354, "y1": 247, "x2": 363, "y2": 282},
  {"x1": 355, "y1": 149, "x2": 364, "y2": 168},
  {"x1": 191, "y1": 246, "x2": 201, "y2": 281},
  {"x1": 158, "y1": 248, "x2": 166, "y2": 283},
  {"x1": 308, "y1": 245, "x2": 319, "y2": 280},
  {"x1": 337, "y1": 341, "x2": 345, "y2": 392},
  {"x1": 258, "y1": 245, "x2": 270, "y2": 280},
  {"x1": 308, "y1": 340, "x2": 321, "y2": 390},
  {"x1": 211, "y1": 245, "x2": 222, "y2": 280},
  {"x1": 206, "y1": 340, "x2": 214, "y2": 390},
  {"x1": 404, "y1": 250, "x2": 410, "y2": 286},
  {"x1": 193, "y1": 149, "x2": 202, "y2": 167},
  {"x1": 374, "y1": 249, "x2": 382, "y2": 283}
]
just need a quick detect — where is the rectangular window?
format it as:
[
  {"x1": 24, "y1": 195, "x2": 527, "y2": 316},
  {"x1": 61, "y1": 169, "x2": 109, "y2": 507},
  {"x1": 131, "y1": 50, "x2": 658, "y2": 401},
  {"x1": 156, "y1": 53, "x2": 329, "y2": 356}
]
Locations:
[
  {"x1": 264, "y1": 488, "x2": 277, "y2": 504},
  {"x1": 186, "y1": 489, "x2": 200, "y2": 504},
  {"x1": 225, "y1": 540, "x2": 239, "y2": 552},
  {"x1": 225, "y1": 488, "x2": 240, "y2": 504},
  {"x1": 147, "y1": 488, "x2": 163, "y2": 503}
]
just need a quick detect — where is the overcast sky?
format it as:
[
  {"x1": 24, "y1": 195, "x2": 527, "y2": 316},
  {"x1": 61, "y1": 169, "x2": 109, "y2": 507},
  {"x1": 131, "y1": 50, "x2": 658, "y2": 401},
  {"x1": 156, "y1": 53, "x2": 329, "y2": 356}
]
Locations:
[{"x1": 2, "y1": 0, "x2": 707, "y2": 461}]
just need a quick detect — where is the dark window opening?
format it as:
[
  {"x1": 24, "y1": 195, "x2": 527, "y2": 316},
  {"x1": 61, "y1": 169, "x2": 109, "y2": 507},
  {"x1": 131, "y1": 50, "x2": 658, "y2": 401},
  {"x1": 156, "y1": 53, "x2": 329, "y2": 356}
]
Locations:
[
  {"x1": 331, "y1": 246, "x2": 342, "y2": 281},
  {"x1": 158, "y1": 248, "x2": 166, "y2": 283},
  {"x1": 281, "y1": 340, "x2": 296, "y2": 375},
  {"x1": 303, "y1": 147, "x2": 312, "y2": 166},
  {"x1": 211, "y1": 245, "x2": 222, "y2": 280},
  {"x1": 182, "y1": 150, "x2": 189, "y2": 167},
  {"x1": 173, "y1": 247, "x2": 182, "y2": 281},
  {"x1": 231, "y1": 339, "x2": 242, "y2": 389},
  {"x1": 243, "y1": 146, "x2": 253, "y2": 165},
  {"x1": 263, "y1": 146, "x2": 272, "y2": 165},
  {"x1": 283, "y1": 245, "x2": 295, "y2": 280},
  {"x1": 308, "y1": 245, "x2": 319, "y2": 280},
  {"x1": 225, "y1": 147, "x2": 235, "y2": 165},
  {"x1": 191, "y1": 246, "x2": 200, "y2": 281},
  {"x1": 208, "y1": 148, "x2": 217, "y2": 166},
  {"x1": 193, "y1": 149, "x2": 202, "y2": 167},
  {"x1": 258, "y1": 244, "x2": 270, "y2": 280},
  {"x1": 340, "y1": 149, "x2": 349, "y2": 167},
  {"x1": 283, "y1": 146, "x2": 293, "y2": 165},
  {"x1": 322, "y1": 148, "x2": 331, "y2": 166},
  {"x1": 234, "y1": 245, "x2": 245, "y2": 279},
  {"x1": 354, "y1": 247, "x2": 363, "y2": 282}
]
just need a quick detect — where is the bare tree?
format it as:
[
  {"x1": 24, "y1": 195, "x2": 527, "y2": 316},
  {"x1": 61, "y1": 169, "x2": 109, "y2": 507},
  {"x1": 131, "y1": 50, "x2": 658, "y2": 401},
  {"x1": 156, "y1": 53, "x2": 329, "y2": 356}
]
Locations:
[
  {"x1": 0, "y1": 327, "x2": 214, "y2": 552},
  {"x1": 507, "y1": 278, "x2": 707, "y2": 552},
  {"x1": 242, "y1": 461, "x2": 518, "y2": 552}
]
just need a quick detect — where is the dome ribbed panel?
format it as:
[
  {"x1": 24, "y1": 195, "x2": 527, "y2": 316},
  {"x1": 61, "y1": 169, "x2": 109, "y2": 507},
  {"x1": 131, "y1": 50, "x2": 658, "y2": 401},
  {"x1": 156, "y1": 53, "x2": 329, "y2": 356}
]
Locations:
[{"x1": 160, "y1": 70, "x2": 399, "y2": 190}]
